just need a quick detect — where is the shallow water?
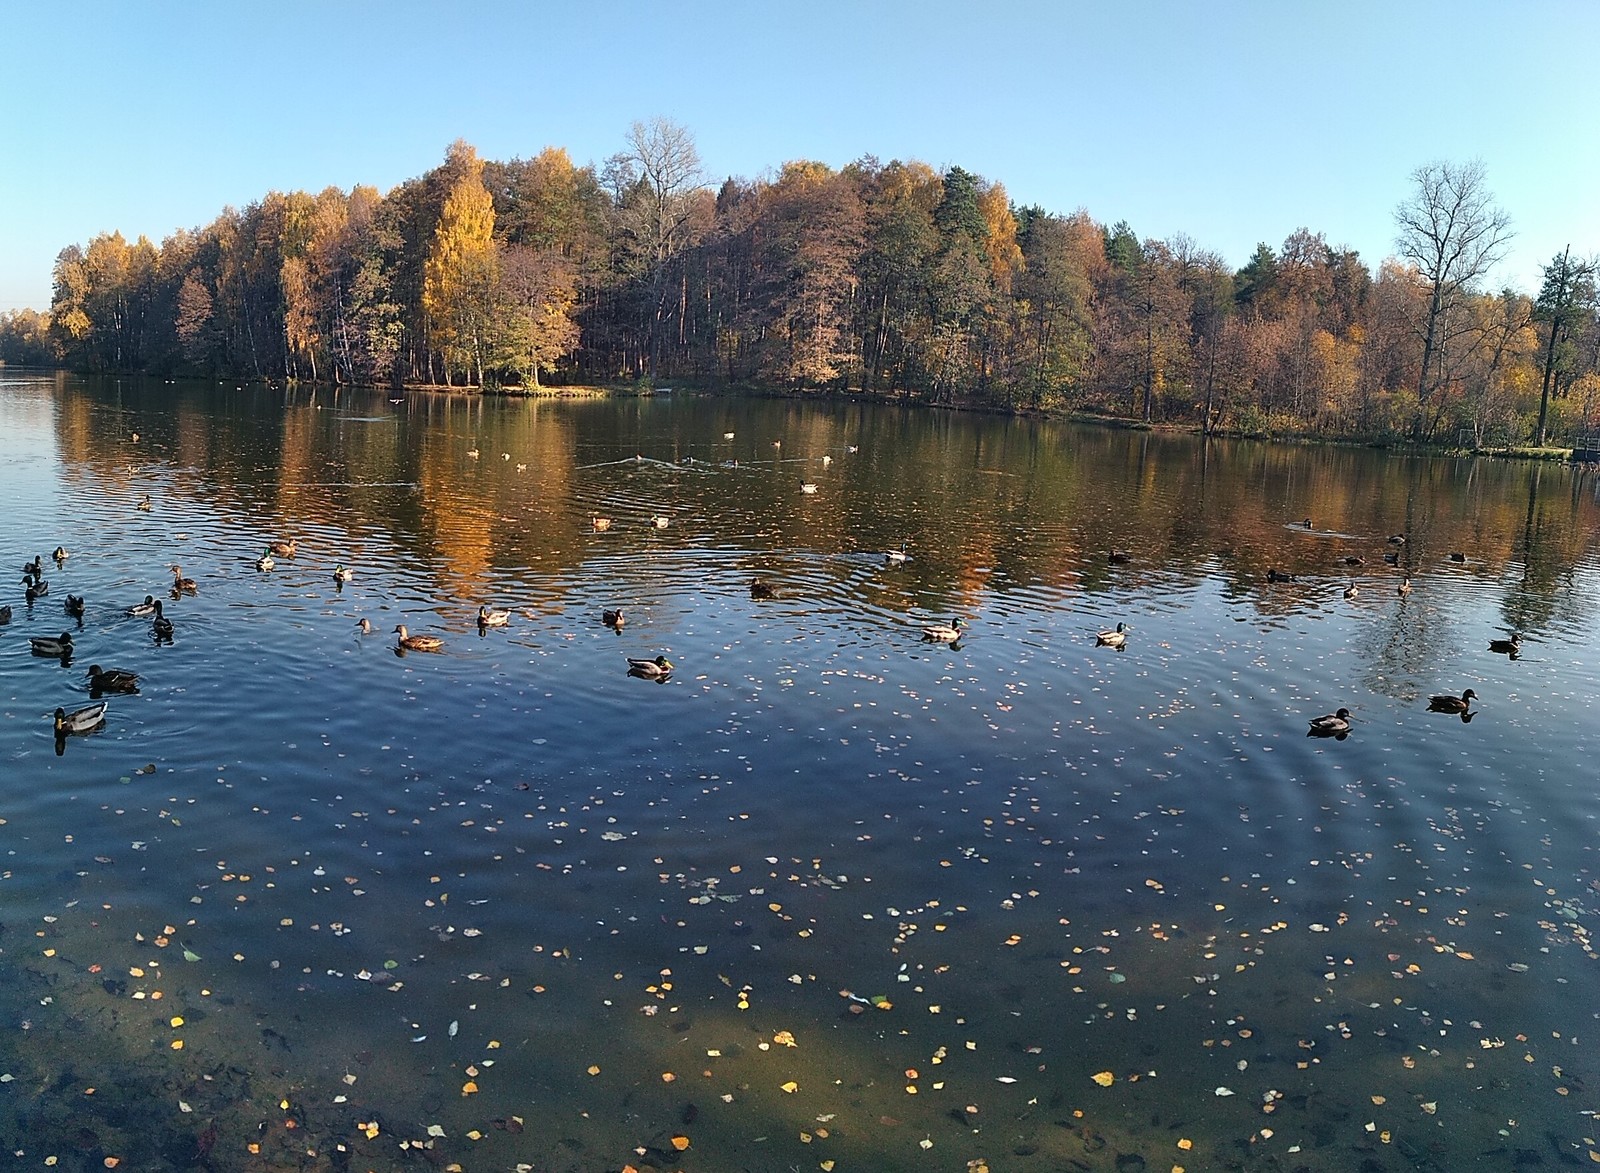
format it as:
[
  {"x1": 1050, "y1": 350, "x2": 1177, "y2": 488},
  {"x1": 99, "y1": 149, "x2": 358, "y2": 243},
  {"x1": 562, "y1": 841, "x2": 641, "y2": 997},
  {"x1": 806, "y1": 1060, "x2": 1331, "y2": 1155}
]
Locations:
[{"x1": 1, "y1": 370, "x2": 1598, "y2": 1171}]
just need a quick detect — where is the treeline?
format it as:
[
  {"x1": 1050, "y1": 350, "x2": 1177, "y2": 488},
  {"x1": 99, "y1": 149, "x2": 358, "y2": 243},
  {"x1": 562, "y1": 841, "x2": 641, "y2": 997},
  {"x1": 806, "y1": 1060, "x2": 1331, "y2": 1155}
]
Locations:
[{"x1": 4, "y1": 122, "x2": 1598, "y2": 445}]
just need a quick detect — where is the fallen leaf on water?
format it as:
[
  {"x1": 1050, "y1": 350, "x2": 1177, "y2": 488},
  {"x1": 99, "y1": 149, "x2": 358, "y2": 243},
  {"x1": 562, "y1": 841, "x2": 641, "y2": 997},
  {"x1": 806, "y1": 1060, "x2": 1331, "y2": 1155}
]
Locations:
[
  {"x1": 670, "y1": 1136, "x2": 690, "y2": 1151},
  {"x1": 1091, "y1": 1071, "x2": 1115, "y2": 1087},
  {"x1": 1214, "y1": 1087, "x2": 1235, "y2": 1096},
  {"x1": 782, "y1": 1081, "x2": 799, "y2": 1094}
]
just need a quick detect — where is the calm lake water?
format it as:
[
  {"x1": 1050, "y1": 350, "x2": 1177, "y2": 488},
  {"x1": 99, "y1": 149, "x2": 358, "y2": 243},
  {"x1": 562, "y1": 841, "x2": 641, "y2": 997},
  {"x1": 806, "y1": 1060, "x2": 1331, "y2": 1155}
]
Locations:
[{"x1": 2, "y1": 370, "x2": 1599, "y2": 1172}]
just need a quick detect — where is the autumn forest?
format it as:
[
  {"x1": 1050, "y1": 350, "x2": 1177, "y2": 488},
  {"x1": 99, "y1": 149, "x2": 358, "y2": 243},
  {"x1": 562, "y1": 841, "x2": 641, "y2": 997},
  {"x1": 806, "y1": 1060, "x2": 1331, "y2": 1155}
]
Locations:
[{"x1": 3, "y1": 120, "x2": 1597, "y2": 447}]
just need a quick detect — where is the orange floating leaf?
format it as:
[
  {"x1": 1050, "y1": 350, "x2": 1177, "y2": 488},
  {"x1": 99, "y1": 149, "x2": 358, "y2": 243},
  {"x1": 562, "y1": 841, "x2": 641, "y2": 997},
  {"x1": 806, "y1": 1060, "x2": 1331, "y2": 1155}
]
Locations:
[
  {"x1": 1091, "y1": 1071, "x2": 1115, "y2": 1087},
  {"x1": 670, "y1": 1135, "x2": 690, "y2": 1151}
]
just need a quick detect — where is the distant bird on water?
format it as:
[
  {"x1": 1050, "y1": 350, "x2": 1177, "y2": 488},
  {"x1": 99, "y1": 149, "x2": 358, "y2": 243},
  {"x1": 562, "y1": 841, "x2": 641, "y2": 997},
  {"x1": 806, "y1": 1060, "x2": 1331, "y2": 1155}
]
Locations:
[
  {"x1": 394, "y1": 624, "x2": 443, "y2": 651},
  {"x1": 477, "y1": 605, "x2": 511, "y2": 628},
  {"x1": 627, "y1": 654, "x2": 674, "y2": 679},
  {"x1": 1488, "y1": 633, "x2": 1521, "y2": 656},
  {"x1": 602, "y1": 609, "x2": 626, "y2": 629},
  {"x1": 151, "y1": 599, "x2": 174, "y2": 640},
  {"x1": 54, "y1": 702, "x2": 107, "y2": 736},
  {"x1": 31, "y1": 632, "x2": 74, "y2": 657},
  {"x1": 1397, "y1": 576, "x2": 1412, "y2": 596},
  {"x1": 750, "y1": 579, "x2": 775, "y2": 599},
  {"x1": 1095, "y1": 621, "x2": 1129, "y2": 649},
  {"x1": 923, "y1": 618, "x2": 967, "y2": 643},
  {"x1": 1307, "y1": 707, "x2": 1352, "y2": 737},
  {"x1": 1427, "y1": 688, "x2": 1476, "y2": 714},
  {"x1": 87, "y1": 664, "x2": 140, "y2": 694}
]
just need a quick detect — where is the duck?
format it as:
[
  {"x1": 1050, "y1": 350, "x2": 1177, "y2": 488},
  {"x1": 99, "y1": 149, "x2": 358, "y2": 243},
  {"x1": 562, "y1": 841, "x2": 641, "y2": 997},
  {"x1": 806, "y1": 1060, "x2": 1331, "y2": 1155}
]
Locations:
[
  {"x1": 477, "y1": 605, "x2": 511, "y2": 628},
  {"x1": 723, "y1": 431, "x2": 735, "y2": 440},
  {"x1": 0, "y1": 603, "x2": 10, "y2": 624},
  {"x1": 394, "y1": 624, "x2": 443, "y2": 651},
  {"x1": 750, "y1": 579, "x2": 775, "y2": 600},
  {"x1": 1342, "y1": 583, "x2": 1358, "y2": 600},
  {"x1": 87, "y1": 664, "x2": 140, "y2": 694},
  {"x1": 268, "y1": 537, "x2": 297, "y2": 558},
  {"x1": 846, "y1": 445, "x2": 859, "y2": 453},
  {"x1": 1388, "y1": 534, "x2": 1407, "y2": 546},
  {"x1": 1488, "y1": 633, "x2": 1521, "y2": 656},
  {"x1": 24, "y1": 574, "x2": 49, "y2": 599},
  {"x1": 1096, "y1": 621, "x2": 1129, "y2": 649},
  {"x1": 52, "y1": 547, "x2": 69, "y2": 563},
  {"x1": 1107, "y1": 550, "x2": 1131, "y2": 564},
  {"x1": 255, "y1": 550, "x2": 275, "y2": 572},
  {"x1": 1308, "y1": 707, "x2": 1353, "y2": 736},
  {"x1": 126, "y1": 594, "x2": 158, "y2": 617},
  {"x1": 333, "y1": 564, "x2": 353, "y2": 586},
  {"x1": 923, "y1": 618, "x2": 967, "y2": 642},
  {"x1": 1300, "y1": 518, "x2": 1314, "y2": 528},
  {"x1": 137, "y1": 494, "x2": 153, "y2": 512},
  {"x1": 1382, "y1": 551, "x2": 1400, "y2": 566},
  {"x1": 22, "y1": 556, "x2": 42, "y2": 576},
  {"x1": 467, "y1": 448, "x2": 480, "y2": 459},
  {"x1": 355, "y1": 618, "x2": 374, "y2": 634},
  {"x1": 650, "y1": 515, "x2": 670, "y2": 529},
  {"x1": 1397, "y1": 576, "x2": 1412, "y2": 597},
  {"x1": 169, "y1": 565, "x2": 198, "y2": 593},
  {"x1": 884, "y1": 542, "x2": 909, "y2": 565},
  {"x1": 151, "y1": 599, "x2": 174, "y2": 639},
  {"x1": 1427, "y1": 688, "x2": 1476, "y2": 714},
  {"x1": 627, "y1": 654, "x2": 674, "y2": 679},
  {"x1": 1448, "y1": 551, "x2": 1466, "y2": 563},
  {"x1": 31, "y1": 632, "x2": 74, "y2": 657},
  {"x1": 1342, "y1": 555, "x2": 1364, "y2": 566},
  {"x1": 602, "y1": 609, "x2": 626, "y2": 629},
  {"x1": 799, "y1": 481, "x2": 819, "y2": 494},
  {"x1": 821, "y1": 454, "x2": 833, "y2": 467},
  {"x1": 64, "y1": 594, "x2": 86, "y2": 617},
  {"x1": 592, "y1": 516, "x2": 612, "y2": 532},
  {"x1": 1265, "y1": 568, "x2": 1296, "y2": 583},
  {"x1": 53, "y1": 701, "x2": 107, "y2": 736}
]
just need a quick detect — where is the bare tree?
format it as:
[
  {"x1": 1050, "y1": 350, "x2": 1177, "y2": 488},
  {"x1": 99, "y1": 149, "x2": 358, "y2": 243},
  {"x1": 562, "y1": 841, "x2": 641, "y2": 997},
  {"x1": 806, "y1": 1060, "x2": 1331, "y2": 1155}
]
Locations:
[{"x1": 1393, "y1": 160, "x2": 1513, "y2": 434}]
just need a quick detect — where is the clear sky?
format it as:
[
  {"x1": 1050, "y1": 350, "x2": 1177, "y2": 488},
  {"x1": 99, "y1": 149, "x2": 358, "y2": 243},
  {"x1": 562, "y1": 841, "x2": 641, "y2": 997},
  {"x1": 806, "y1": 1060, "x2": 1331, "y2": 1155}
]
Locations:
[{"x1": 4, "y1": 0, "x2": 1597, "y2": 313}]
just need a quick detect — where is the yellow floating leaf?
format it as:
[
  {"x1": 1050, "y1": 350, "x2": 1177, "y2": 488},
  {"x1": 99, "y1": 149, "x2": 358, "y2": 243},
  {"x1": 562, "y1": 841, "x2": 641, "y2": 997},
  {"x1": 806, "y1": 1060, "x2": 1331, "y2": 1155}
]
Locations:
[
  {"x1": 1177, "y1": 1137, "x2": 1193, "y2": 1149},
  {"x1": 103, "y1": 1159, "x2": 120, "y2": 1168},
  {"x1": 661, "y1": 1071, "x2": 676, "y2": 1083},
  {"x1": 821, "y1": 1163, "x2": 835, "y2": 1172},
  {"x1": 1371, "y1": 1095, "x2": 1386, "y2": 1105},
  {"x1": 1456, "y1": 951, "x2": 1475, "y2": 960},
  {"x1": 129, "y1": 967, "x2": 144, "y2": 978},
  {"x1": 43, "y1": 949, "x2": 55, "y2": 958},
  {"x1": 461, "y1": 1081, "x2": 478, "y2": 1095},
  {"x1": 587, "y1": 1065, "x2": 601, "y2": 1076},
  {"x1": 1091, "y1": 1071, "x2": 1115, "y2": 1087},
  {"x1": 781, "y1": 1081, "x2": 799, "y2": 1094},
  {"x1": 170, "y1": 1040, "x2": 183, "y2": 1051},
  {"x1": 170, "y1": 1017, "x2": 184, "y2": 1028},
  {"x1": 773, "y1": 1031, "x2": 796, "y2": 1047}
]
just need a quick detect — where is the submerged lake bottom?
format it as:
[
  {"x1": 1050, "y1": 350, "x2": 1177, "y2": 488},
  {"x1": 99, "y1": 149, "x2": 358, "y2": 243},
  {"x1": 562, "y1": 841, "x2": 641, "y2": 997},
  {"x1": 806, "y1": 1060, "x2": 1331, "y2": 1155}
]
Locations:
[{"x1": 1, "y1": 374, "x2": 1598, "y2": 1171}]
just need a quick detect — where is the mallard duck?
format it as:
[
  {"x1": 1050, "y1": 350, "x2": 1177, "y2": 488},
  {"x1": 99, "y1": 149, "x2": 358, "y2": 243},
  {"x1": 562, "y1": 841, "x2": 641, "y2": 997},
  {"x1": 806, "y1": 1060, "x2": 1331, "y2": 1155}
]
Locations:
[
  {"x1": 1488, "y1": 633, "x2": 1521, "y2": 655},
  {"x1": 592, "y1": 515, "x2": 612, "y2": 532},
  {"x1": 1427, "y1": 688, "x2": 1476, "y2": 714},
  {"x1": 1342, "y1": 555, "x2": 1364, "y2": 566},
  {"x1": 394, "y1": 624, "x2": 443, "y2": 651},
  {"x1": 1095, "y1": 621, "x2": 1129, "y2": 649},
  {"x1": 269, "y1": 537, "x2": 297, "y2": 558},
  {"x1": 750, "y1": 579, "x2": 775, "y2": 599},
  {"x1": 477, "y1": 605, "x2": 511, "y2": 628},
  {"x1": 0, "y1": 603, "x2": 11, "y2": 624},
  {"x1": 355, "y1": 618, "x2": 374, "y2": 634},
  {"x1": 602, "y1": 609, "x2": 626, "y2": 629},
  {"x1": 1308, "y1": 707, "x2": 1352, "y2": 735},
  {"x1": 64, "y1": 594, "x2": 86, "y2": 617},
  {"x1": 333, "y1": 564, "x2": 353, "y2": 586},
  {"x1": 169, "y1": 565, "x2": 197, "y2": 593},
  {"x1": 627, "y1": 654, "x2": 674, "y2": 678},
  {"x1": 255, "y1": 550, "x2": 275, "y2": 572},
  {"x1": 923, "y1": 618, "x2": 967, "y2": 642},
  {"x1": 1397, "y1": 576, "x2": 1412, "y2": 596},
  {"x1": 1448, "y1": 551, "x2": 1466, "y2": 563},
  {"x1": 87, "y1": 664, "x2": 140, "y2": 694},
  {"x1": 151, "y1": 599, "x2": 174, "y2": 639},
  {"x1": 22, "y1": 556, "x2": 42, "y2": 576},
  {"x1": 31, "y1": 632, "x2": 74, "y2": 656},
  {"x1": 126, "y1": 594, "x2": 157, "y2": 617},
  {"x1": 1382, "y1": 551, "x2": 1400, "y2": 565},
  {"x1": 137, "y1": 494, "x2": 153, "y2": 511},
  {"x1": 885, "y1": 542, "x2": 909, "y2": 565},
  {"x1": 54, "y1": 701, "x2": 107, "y2": 736},
  {"x1": 651, "y1": 515, "x2": 670, "y2": 529},
  {"x1": 1265, "y1": 568, "x2": 1295, "y2": 583},
  {"x1": 799, "y1": 481, "x2": 819, "y2": 494},
  {"x1": 52, "y1": 547, "x2": 69, "y2": 562},
  {"x1": 466, "y1": 448, "x2": 480, "y2": 459},
  {"x1": 24, "y1": 575, "x2": 49, "y2": 599},
  {"x1": 1107, "y1": 550, "x2": 1131, "y2": 564},
  {"x1": 1342, "y1": 583, "x2": 1358, "y2": 600},
  {"x1": 1300, "y1": 518, "x2": 1314, "y2": 528},
  {"x1": 1388, "y1": 534, "x2": 1407, "y2": 545}
]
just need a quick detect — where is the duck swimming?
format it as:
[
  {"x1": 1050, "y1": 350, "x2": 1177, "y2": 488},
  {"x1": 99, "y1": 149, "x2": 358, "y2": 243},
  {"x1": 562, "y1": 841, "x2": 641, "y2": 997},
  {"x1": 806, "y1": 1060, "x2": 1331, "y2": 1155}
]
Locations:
[
  {"x1": 255, "y1": 550, "x2": 275, "y2": 572},
  {"x1": 126, "y1": 595, "x2": 157, "y2": 617},
  {"x1": 151, "y1": 599, "x2": 174, "y2": 639},
  {"x1": 1427, "y1": 688, "x2": 1476, "y2": 714},
  {"x1": 355, "y1": 618, "x2": 374, "y2": 634},
  {"x1": 1308, "y1": 707, "x2": 1353, "y2": 736},
  {"x1": 333, "y1": 564, "x2": 353, "y2": 586},
  {"x1": 1397, "y1": 576, "x2": 1412, "y2": 596},
  {"x1": 885, "y1": 542, "x2": 909, "y2": 565},
  {"x1": 87, "y1": 665, "x2": 140, "y2": 694},
  {"x1": 1488, "y1": 633, "x2": 1521, "y2": 656},
  {"x1": 477, "y1": 605, "x2": 511, "y2": 628},
  {"x1": 268, "y1": 537, "x2": 297, "y2": 557},
  {"x1": 923, "y1": 618, "x2": 967, "y2": 642},
  {"x1": 627, "y1": 654, "x2": 674, "y2": 679},
  {"x1": 394, "y1": 624, "x2": 443, "y2": 651},
  {"x1": 1096, "y1": 621, "x2": 1129, "y2": 649},
  {"x1": 52, "y1": 547, "x2": 69, "y2": 562},
  {"x1": 602, "y1": 609, "x2": 626, "y2": 629},
  {"x1": 170, "y1": 565, "x2": 197, "y2": 593},
  {"x1": 750, "y1": 579, "x2": 775, "y2": 599},
  {"x1": 64, "y1": 594, "x2": 85, "y2": 618},
  {"x1": 31, "y1": 632, "x2": 74, "y2": 656},
  {"x1": 54, "y1": 702, "x2": 107, "y2": 736}
]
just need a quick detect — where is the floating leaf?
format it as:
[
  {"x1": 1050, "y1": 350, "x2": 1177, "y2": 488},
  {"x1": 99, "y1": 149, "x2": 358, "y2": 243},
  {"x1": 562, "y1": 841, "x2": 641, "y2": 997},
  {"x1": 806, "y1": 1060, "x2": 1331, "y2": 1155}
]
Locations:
[
  {"x1": 1091, "y1": 1071, "x2": 1114, "y2": 1087},
  {"x1": 670, "y1": 1136, "x2": 690, "y2": 1151},
  {"x1": 781, "y1": 1081, "x2": 799, "y2": 1094}
]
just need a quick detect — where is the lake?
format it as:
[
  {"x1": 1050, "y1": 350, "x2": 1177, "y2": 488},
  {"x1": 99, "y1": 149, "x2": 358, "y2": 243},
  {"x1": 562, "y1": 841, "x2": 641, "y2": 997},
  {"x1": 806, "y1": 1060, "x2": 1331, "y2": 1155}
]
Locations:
[{"x1": 2, "y1": 370, "x2": 1598, "y2": 1172}]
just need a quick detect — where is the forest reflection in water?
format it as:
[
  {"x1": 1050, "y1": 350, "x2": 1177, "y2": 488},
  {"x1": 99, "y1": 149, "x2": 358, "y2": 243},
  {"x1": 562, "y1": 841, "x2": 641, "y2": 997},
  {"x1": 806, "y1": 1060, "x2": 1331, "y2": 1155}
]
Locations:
[{"x1": 0, "y1": 370, "x2": 1597, "y2": 1171}]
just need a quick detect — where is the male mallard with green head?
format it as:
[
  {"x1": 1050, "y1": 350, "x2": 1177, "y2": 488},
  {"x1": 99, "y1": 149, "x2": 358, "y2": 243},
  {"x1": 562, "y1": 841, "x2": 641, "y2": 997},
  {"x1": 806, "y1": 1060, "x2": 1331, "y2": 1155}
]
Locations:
[
  {"x1": 1096, "y1": 621, "x2": 1129, "y2": 649},
  {"x1": 627, "y1": 654, "x2": 673, "y2": 678}
]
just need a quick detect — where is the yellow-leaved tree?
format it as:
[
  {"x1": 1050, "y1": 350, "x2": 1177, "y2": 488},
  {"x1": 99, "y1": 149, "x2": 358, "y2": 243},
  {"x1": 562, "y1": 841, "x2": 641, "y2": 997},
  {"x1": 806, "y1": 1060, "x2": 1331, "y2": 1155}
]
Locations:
[{"x1": 423, "y1": 142, "x2": 497, "y2": 385}]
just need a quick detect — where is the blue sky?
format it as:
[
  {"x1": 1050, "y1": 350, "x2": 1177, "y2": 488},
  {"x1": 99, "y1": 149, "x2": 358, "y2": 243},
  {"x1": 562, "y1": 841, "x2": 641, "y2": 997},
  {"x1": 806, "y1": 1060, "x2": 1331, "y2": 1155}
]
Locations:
[{"x1": 4, "y1": 0, "x2": 1597, "y2": 313}]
